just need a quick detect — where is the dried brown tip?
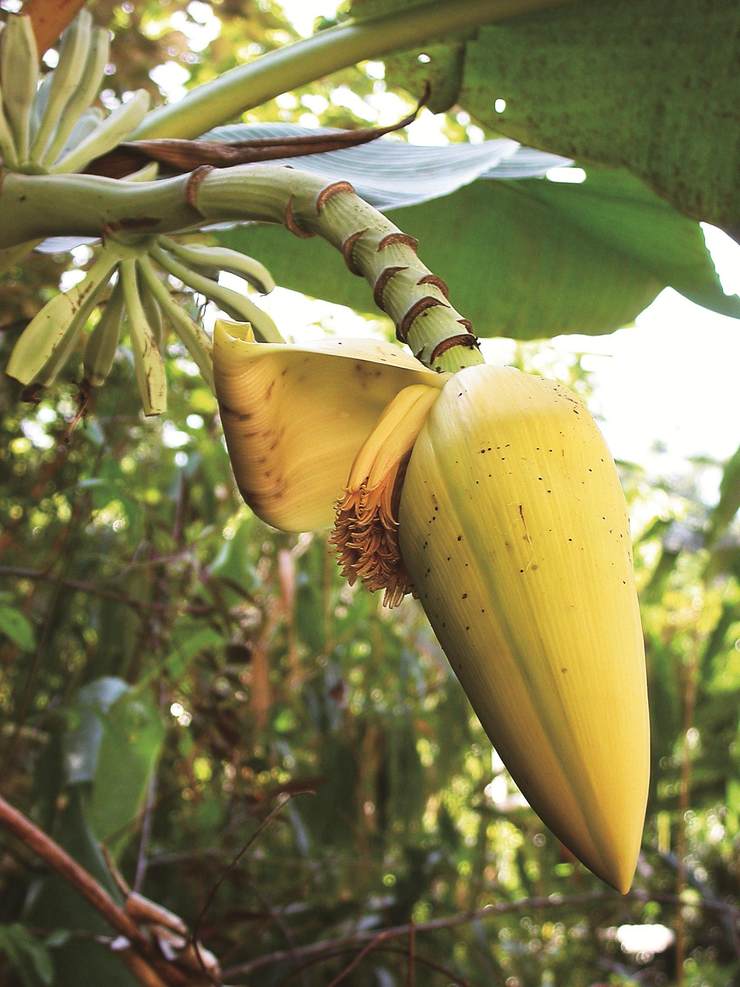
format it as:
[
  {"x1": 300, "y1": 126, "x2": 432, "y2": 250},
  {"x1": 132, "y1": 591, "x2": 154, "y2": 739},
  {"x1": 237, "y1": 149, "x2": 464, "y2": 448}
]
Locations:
[{"x1": 331, "y1": 460, "x2": 414, "y2": 609}]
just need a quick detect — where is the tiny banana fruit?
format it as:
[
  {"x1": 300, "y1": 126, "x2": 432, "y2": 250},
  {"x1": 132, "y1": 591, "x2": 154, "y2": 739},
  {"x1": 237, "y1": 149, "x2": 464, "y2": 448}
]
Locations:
[
  {"x1": 0, "y1": 14, "x2": 38, "y2": 163},
  {"x1": 137, "y1": 269, "x2": 165, "y2": 350},
  {"x1": 150, "y1": 243, "x2": 282, "y2": 343},
  {"x1": 160, "y1": 239, "x2": 275, "y2": 295},
  {"x1": 213, "y1": 322, "x2": 650, "y2": 894},
  {"x1": 52, "y1": 88, "x2": 150, "y2": 174},
  {"x1": 120, "y1": 260, "x2": 167, "y2": 415},
  {"x1": 29, "y1": 9, "x2": 92, "y2": 163},
  {"x1": 6, "y1": 252, "x2": 118, "y2": 386},
  {"x1": 137, "y1": 257, "x2": 214, "y2": 390},
  {"x1": 83, "y1": 279, "x2": 125, "y2": 387},
  {"x1": 41, "y1": 25, "x2": 110, "y2": 167},
  {"x1": 0, "y1": 97, "x2": 18, "y2": 167}
]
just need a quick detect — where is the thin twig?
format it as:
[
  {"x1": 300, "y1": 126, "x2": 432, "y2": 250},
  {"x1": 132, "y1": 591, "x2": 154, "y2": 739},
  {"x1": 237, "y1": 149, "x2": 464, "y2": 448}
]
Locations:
[
  {"x1": 224, "y1": 888, "x2": 738, "y2": 979},
  {"x1": 276, "y1": 943, "x2": 469, "y2": 987},
  {"x1": 134, "y1": 770, "x2": 159, "y2": 893},
  {"x1": 326, "y1": 930, "x2": 391, "y2": 987},
  {"x1": 0, "y1": 565, "x2": 216, "y2": 615},
  {"x1": 190, "y1": 790, "x2": 314, "y2": 982},
  {"x1": 0, "y1": 794, "x2": 188, "y2": 986}
]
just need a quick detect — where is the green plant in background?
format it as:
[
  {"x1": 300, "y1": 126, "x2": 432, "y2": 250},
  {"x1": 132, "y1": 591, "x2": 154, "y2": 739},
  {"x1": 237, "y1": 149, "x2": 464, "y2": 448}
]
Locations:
[{"x1": 0, "y1": 1, "x2": 738, "y2": 985}]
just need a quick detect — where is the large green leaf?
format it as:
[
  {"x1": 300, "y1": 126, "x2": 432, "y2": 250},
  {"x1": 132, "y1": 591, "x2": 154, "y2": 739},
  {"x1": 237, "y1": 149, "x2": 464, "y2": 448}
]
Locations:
[
  {"x1": 373, "y1": 0, "x2": 740, "y2": 229},
  {"x1": 63, "y1": 677, "x2": 164, "y2": 853},
  {"x1": 86, "y1": 690, "x2": 164, "y2": 852},
  {"x1": 220, "y1": 167, "x2": 738, "y2": 338}
]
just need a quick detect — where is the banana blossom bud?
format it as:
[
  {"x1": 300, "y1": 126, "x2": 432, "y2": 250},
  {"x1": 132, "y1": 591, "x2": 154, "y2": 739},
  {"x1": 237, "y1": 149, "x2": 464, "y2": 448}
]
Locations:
[{"x1": 214, "y1": 320, "x2": 649, "y2": 894}]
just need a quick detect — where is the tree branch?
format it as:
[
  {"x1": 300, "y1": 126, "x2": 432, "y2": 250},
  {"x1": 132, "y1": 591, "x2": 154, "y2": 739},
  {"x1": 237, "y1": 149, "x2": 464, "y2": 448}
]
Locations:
[{"x1": 0, "y1": 794, "x2": 192, "y2": 986}]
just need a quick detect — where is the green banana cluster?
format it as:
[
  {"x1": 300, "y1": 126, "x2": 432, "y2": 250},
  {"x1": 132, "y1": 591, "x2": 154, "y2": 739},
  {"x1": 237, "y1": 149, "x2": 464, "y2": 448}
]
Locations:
[
  {"x1": 6, "y1": 236, "x2": 278, "y2": 414},
  {"x1": 0, "y1": 11, "x2": 150, "y2": 175}
]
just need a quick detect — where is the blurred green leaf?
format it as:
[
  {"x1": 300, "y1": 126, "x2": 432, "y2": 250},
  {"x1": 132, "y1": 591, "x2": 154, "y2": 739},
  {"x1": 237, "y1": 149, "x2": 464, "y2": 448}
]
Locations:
[
  {"x1": 0, "y1": 924, "x2": 53, "y2": 987},
  {"x1": 62, "y1": 677, "x2": 164, "y2": 853},
  {"x1": 63, "y1": 678, "x2": 130, "y2": 786},
  {"x1": 0, "y1": 605, "x2": 35, "y2": 651},
  {"x1": 707, "y1": 445, "x2": 740, "y2": 546},
  {"x1": 87, "y1": 689, "x2": 164, "y2": 851}
]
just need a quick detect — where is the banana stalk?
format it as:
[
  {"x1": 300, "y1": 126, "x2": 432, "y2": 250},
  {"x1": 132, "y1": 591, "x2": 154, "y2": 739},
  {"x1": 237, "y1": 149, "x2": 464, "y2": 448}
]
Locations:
[{"x1": 212, "y1": 320, "x2": 650, "y2": 894}]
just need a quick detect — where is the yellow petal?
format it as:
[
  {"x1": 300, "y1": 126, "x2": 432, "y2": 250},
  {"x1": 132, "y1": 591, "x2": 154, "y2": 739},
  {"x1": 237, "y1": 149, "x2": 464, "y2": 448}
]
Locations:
[
  {"x1": 213, "y1": 320, "x2": 443, "y2": 531},
  {"x1": 399, "y1": 365, "x2": 649, "y2": 893}
]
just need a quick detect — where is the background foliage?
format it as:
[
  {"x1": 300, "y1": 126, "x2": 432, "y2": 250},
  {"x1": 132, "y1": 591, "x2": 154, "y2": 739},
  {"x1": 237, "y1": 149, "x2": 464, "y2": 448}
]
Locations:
[{"x1": 0, "y1": 1, "x2": 738, "y2": 985}]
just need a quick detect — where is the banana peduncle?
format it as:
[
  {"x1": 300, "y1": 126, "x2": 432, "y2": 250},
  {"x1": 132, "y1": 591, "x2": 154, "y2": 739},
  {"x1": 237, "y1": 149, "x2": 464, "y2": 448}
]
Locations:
[{"x1": 1, "y1": 165, "x2": 484, "y2": 372}]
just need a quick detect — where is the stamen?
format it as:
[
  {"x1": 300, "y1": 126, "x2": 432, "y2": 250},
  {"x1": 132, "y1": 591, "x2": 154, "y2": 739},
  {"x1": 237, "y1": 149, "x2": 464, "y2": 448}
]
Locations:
[{"x1": 331, "y1": 457, "x2": 413, "y2": 608}]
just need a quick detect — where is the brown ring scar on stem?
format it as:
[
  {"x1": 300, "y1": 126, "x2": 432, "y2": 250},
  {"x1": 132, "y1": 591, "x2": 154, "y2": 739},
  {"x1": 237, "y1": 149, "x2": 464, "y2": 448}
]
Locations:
[
  {"x1": 417, "y1": 273, "x2": 449, "y2": 299},
  {"x1": 377, "y1": 232, "x2": 419, "y2": 253},
  {"x1": 316, "y1": 180, "x2": 356, "y2": 212},
  {"x1": 284, "y1": 196, "x2": 315, "y2": 238},
  {"x1": 373, "y1": 265, "x2": 408, "y2": 308},
  {"x1": 397, "y1": 296, "x2": 448, "y2": 343},
  {"x1": 429, "y1": 332, "x2": 480, "y2": 363},
  {"x1": 184, "y1": 165, "x2": 215, "y2": 211},
  {"x1": 340, "y1": 229, "x2": 368, "y2": 274}
]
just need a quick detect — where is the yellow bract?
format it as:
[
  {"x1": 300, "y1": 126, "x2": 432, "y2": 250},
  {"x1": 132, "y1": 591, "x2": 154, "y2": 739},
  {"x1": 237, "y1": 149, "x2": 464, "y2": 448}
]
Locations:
[
  {"x1": 399, "y1": 365, "x2": 649, "y2": 893},
  {"x1": 213, "y1": 320, "x2": 443, "y2": 531}
]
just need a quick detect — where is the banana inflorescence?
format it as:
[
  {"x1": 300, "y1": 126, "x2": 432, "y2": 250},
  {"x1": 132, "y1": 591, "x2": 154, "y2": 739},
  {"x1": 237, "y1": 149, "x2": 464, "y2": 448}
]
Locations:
[
  {"x1": 5, "y1": 236, "x2": 276, "y2": 412},
  {"x1": 0, "y1": 10, "x2": 150, "y2": 175},
  {"x1": 213, "y1": 319, "x2": 651, "y2": 895}
]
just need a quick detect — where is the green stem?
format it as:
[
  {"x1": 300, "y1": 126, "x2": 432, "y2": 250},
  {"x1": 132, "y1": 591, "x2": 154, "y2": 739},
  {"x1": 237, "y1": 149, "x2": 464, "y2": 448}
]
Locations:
[
  {"x1": 1, "y1": 165, "x2": 483, "y2": 370},
  {"x1": 133, "y1": 0, "x2": 572, "y2": 140}
]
